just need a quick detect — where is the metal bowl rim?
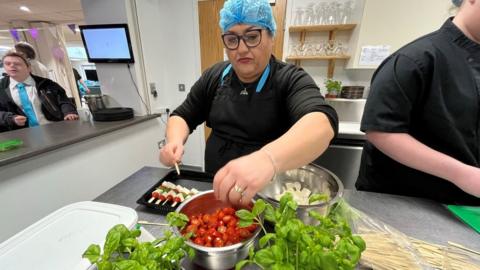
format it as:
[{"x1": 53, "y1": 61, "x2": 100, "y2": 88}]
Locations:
[
  {"x1": 256, "y1": 163, "x2": 344, "y2": 209},
  {"x1": 173, "y1": 190, "x2": 261, "y2": 253}
]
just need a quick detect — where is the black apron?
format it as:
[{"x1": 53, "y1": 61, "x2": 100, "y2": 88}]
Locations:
[{"x1": 205, "y1": 63, "x2": 283, "y2": 173}]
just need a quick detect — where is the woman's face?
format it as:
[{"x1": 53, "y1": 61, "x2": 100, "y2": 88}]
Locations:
[{"x1": 223, "y1": 24, "x2": 274, "y2": 83}]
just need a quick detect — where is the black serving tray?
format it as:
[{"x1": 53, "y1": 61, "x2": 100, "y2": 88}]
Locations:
[{"x1": 136, "y1": 169, "x2": 214, "y2": 215}]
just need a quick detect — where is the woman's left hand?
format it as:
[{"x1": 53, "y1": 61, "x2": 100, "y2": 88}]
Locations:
[{"x1": 213, "y1": 150, "x2": 275, "y2": 207}]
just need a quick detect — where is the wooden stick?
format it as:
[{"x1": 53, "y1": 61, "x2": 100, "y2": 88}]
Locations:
[
  {"x1": 174, "y1": 162, "x2": 180, "y2": 175},
  {"x1": 137, "y1": 220, "x2": 169, "y2": 226},
  {"x1": 448, "y1": 241, "x2": 480, "y2": 256}
]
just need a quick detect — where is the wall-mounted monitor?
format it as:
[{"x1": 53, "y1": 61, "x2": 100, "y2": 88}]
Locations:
[
  {"x1": 85, "y1": 69, "x2": 98, "y2": 81},
  {"x1": 79, "y1": 24, "x2": 135, "y2": 63}
]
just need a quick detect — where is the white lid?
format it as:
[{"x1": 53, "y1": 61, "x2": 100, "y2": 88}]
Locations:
[{"x1": 0, "y1": 201, "x2": 138, "y2": 270}]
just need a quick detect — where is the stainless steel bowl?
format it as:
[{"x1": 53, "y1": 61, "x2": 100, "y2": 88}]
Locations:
[
  {"x1": 257, "y1": 163, "x2": 344, "y2": 225},
  {"x1": 174, "y1": 190, "x2": 261, "y2": 270}
]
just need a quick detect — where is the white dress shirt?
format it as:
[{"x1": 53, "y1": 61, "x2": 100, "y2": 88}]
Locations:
[{"x1": 9, "y1": 76, "x2": 51, "y2": 125}]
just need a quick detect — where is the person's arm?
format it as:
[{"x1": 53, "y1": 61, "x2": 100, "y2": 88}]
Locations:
[
  {"x1": 263, "y1": 112, "x2": 333, "y2": 172},
  {"x1": 159, "y1": 116, "x2": 190, "y2": 167},
  {"x1": 158, "y1": 63, "x2": 221, "y2": 167},
  {"x1": 213, "y1": 112, "x2": 334, "y2": 205},
  {"x1": 368, "y1": 131, "x2": 480, "y2": 197},
  {"x1": 0, "y1": 111, "x2": 25, "y2": 129},
  {"x1": 79, "y1": 79, "x2": 91, "y2": 94},
  {"x1": 47, "y1": 79, "x2": 78, "y2": 118}
]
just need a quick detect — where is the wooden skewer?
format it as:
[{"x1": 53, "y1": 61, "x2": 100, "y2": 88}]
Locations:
[
  {"x1": 448, "y1": 241, "x2": 480, "y2": 256},
  {"x1": 137, "y1": 220, "x2": 169, "y2": 226},
  {"x1": 174, "y1": 162, "x2": 180, "y2": 175}
]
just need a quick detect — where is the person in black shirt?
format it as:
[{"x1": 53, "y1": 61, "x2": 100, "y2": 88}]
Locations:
[
  {"x1": 159, "y1": 0, "x2": 337, "y2": 206},
  {"x1": 356, "y1": 0, "x2": 480, "y2": 205}
]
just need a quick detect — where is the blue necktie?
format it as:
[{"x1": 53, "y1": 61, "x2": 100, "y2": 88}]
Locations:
[{"x1": 17, "y1": 82, "x2": 39, "y2": 127}]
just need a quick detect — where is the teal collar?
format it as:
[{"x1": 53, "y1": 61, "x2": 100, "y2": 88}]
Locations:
[{"x1": 221, "y1": 63, "x2": 271, "y2": 93}]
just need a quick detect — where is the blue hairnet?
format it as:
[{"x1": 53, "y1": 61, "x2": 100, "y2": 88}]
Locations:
[
  {"x1": 219, "y1": 0, "x2": 277, "y2": 35},
  {"x1": 452, "y1": 0, "x2": 463, "y2": 7}
]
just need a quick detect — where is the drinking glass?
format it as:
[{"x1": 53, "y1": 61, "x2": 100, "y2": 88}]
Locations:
[{"x1": 293, "y1": 7, "x2": 304, "y2": 25}]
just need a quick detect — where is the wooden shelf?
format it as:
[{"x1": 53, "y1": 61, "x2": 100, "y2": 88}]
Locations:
[
  {"x1": 286, "y1": 55, "x2": 350, "y2": 61},
  {"x1": 289, "y1": 24, "x2": 357, "y2": 33}
]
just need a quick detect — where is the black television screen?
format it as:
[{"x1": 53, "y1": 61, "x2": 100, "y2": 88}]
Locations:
[
  {"x1": 85, "y1": 69, "x2": 98, "y2": 81},
  {"x1": 79, "y1": 24, "x2": 135, "y2": 63}
]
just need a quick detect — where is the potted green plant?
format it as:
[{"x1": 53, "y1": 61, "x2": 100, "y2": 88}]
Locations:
[{"x1": 324, "y1": 79, "x2": 342, "y2": 98}]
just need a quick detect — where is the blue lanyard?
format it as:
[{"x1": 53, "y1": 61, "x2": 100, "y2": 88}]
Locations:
[{"x1": 221, "y1": 63, "x2": 271, "y2": 93}]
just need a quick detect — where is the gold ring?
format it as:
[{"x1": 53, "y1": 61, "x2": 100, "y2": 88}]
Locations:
[{"x1": 233, "y1": 184, "x2": 244, "y2": 195}]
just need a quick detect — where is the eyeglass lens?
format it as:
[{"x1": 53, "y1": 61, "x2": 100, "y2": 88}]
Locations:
[{"x1": 222, "y1": 29, "x2": 262, "y2": 50}]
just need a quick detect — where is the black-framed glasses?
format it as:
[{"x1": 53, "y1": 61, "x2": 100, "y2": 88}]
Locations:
[{"x1": 222, "y1": 29, "x2": 263, "y2": 50}]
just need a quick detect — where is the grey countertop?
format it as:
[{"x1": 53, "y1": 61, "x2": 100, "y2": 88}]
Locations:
[
  {"x1": 94, "y1": 166, "x2": 480, "y2": 252},
  {"x1": 0, "y1": 114, "x2": 160, "y2": 167}
]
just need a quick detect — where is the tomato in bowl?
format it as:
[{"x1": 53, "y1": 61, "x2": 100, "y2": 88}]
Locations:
[{"x1": 173, "y1": 190, "x2": 261, "y2": 269}]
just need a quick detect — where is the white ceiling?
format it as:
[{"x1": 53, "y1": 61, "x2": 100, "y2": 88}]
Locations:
[
  {"x1": 0, "y1": 0, "x2": 84, "y2": 46},
  {"x1": 0, "y1": 0, "x2": 83, "y2": 27}
]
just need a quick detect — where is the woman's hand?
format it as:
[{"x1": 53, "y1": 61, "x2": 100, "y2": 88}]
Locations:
[
  {"x1": 213, "y1": 150, "x2": 276, "y2": 207},
  {"x1": 159, "y1": 141, "x2": 184, "y2": 167}
]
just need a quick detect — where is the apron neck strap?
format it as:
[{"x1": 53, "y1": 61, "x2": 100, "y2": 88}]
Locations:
[{"x1": 220, "y1": 63, "x2": 271, "y2": 93}]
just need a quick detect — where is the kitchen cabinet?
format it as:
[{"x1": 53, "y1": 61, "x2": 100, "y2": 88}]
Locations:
[
  {"x1": 346, "y1": 0, "x2": 452, "y2": 69},
  {"x1": 286, "y1": 23, "x2": 356, "y2": 78}
]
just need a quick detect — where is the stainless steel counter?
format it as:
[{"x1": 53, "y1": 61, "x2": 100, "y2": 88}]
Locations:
[{"x1": 94, "y1": 166, "x2": 480, "y2": 251}]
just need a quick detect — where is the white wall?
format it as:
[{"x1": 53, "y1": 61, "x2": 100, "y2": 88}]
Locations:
[
  {"x1": 133, "y1": 0, "x2": 205, "y2": 168},
  {"x1": 81, "y1": 0, "x2": 149, "y2": 114},
  {"x1": 80, "y1": 0, "x2": 205, "y2": 168},
  {"x1": 0, "y1": 119, "x2": 164, "y2": 242}
]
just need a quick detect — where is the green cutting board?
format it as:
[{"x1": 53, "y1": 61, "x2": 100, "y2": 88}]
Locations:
[{"x1": 447, "y1": 205, "x2": 480, "y2": 234}]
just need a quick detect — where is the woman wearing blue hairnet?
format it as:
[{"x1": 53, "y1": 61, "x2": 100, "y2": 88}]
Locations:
[
  {"x1": 356, "y1": 0, "x2": 480, "y2": 205},
  {"x1": 159, "y1": 0, "x2": 338, "y2": 206}
]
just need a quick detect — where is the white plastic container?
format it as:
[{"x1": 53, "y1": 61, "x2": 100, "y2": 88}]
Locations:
[{"x1": 0, "y1": 201, "x2": 138, "y2": 270}]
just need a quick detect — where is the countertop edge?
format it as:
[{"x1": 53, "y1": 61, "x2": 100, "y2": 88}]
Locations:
[{"x1": 0, "y1": 114, "x2": 160, "y2": 167}]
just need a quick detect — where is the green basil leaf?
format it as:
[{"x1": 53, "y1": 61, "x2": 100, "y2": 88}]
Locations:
[
  {"x1": 112, "y1": 224, "x2": 130, "y2": 239},
  {"x1": 252, "y1": 199, "x2": 266, "y2": 216},
  {"x1": 82, "y1": 244, "x2": 101, "y2": 263},
  {"x1": 166, "y1": 212, "x2": 189, "y2": 228},
  {"x1": 286, "y1": 200, "x2": 297, "y2": 211},
  {"x1": 235, "y1": 260, "x2": 250, "y2": 270},
  {"x1": 279, "y1": 193, "x2": 293, "y2": 213},
  {"x1": 121, "y1": 238, "x2": 138, "y2": 248},
  {"x1": 97, "y1": 260, "x2": 113, "y2": 270},
  {"x1": 248, "y1": 246, "x2": 255, "y2": 260},
  {"x1": 238, "y1": 219, "x2": 253, "y2": 228},
  {"x1": 319, "y1": 252, "x2": 338, "y2": 270},
  {"x1": 145, "y1": 260, "x2": 157, "y2": 270},
  {"x1": 264, "y1": 204, "x2": 276, "y2": 223},
  {"x1": 254, "y1": 248, "x2": 276, "y2": 266},
  {"x1": 271, "y1": 262, "x2": 295, "y2": 270},
  {"x1": 187, "y1": 246, "x2": 195, "y2": 259},
  {"x1": 235, "y1": 209, "x2": 255, "y2": 220},
  {"x1": 103, "y1": 230, "x2": 121, "y2": 259},
  {"x1": 271, "y1": 245, "x2": 283, "y2": 261},
  {"x1": 308, "y1": 193, "x2": 329, "y2": 204},
  {"x1": 131, "y1": 243, "x2": 149, "y2": 264},
  {"x1": 351, "y1": 235, "x2": 366, "y2": 252},
  {"x1": 308, "y1": 210, "x2": 324, "y2": 221},
  {"x1": 259, "y1": 233, "x2": 276, "y2": 248},
  {"x1": 129, "y1": 229, "x2": 141, "y2": 238},
  {"x1": 114, "y1": 260, "x2": 141, "y2": 270}
]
